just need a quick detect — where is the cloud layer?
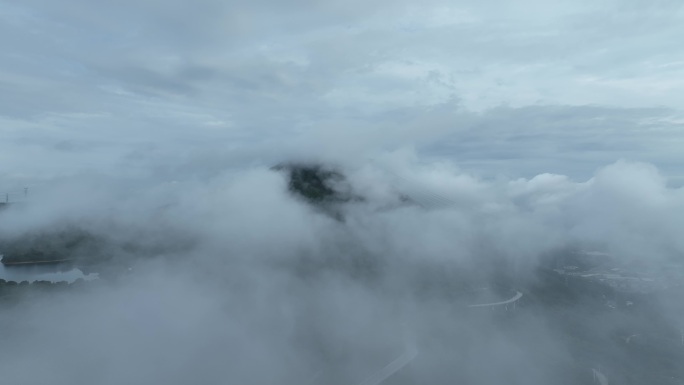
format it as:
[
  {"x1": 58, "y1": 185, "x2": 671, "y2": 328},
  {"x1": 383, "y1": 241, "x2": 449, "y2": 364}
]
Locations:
[
  {"x1": 1, "y1": 156, "x2": 684, "y2": 384},
  {"x1": 2, "y1": 1, "x2": 684, "y2": 383},
  {"x1": 1, "y1": 0, "x2": 684, "y2": 186}
]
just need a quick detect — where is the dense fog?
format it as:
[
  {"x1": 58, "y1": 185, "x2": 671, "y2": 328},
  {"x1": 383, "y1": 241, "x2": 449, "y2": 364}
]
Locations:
[
  {"x1": 2, "y1": 0, "x2": 684, "y2": 383},
  {"x1": 1, "y1": 154, "x2": 683, "y2": 384}
]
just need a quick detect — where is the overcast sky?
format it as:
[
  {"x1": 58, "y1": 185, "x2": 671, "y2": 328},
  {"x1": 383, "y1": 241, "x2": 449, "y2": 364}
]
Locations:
[{"x1": 1, "y1": 0, "x2": 683, "y2": 185}]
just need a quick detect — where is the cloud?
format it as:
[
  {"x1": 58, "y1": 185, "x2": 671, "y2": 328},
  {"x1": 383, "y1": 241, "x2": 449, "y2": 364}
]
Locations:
[
  {"x1": 2, "y1": 0, "x2": 684, "y2": 186},
  {"x1": 1, "y1": 1, "x2": 684, "y2": 383},
  {"x1": 1, "y1": 156, "x2": 684, "y2": 384}
]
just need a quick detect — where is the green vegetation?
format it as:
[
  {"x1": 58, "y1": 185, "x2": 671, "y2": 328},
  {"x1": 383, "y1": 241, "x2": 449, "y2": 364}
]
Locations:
[
  {"x1": 0, "y1": 226, "x2": 104, "y2": 265},
  {"x1": 0, "y1": 277, "x2": 87, "y2": 303},
  {"x1": 272, "y1": 163, "x2": 360, "y2": 204}
]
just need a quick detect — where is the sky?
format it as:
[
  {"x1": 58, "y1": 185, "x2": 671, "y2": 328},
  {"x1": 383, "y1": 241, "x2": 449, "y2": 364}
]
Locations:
[
  {"x1": 1, "y1": 1, "x2": 684, "y2": 384},
  {"x1": 1, "y1": 0, "x2": 684, "y2": 186}
]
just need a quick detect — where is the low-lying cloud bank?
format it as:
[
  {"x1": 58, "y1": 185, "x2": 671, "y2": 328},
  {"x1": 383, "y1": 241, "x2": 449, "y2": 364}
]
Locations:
[{"x1": 0, "y1": 154, "x2": 683, "y2": 384}]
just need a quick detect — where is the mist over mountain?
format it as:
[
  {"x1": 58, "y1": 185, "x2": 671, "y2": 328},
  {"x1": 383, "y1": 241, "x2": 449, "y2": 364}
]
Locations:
[
  {"x1": 2, "y1": 0, "x2": 684, "y2": 383},
  {"x1": 1, "y1": 156, "x2": 684, "y2": 384}
]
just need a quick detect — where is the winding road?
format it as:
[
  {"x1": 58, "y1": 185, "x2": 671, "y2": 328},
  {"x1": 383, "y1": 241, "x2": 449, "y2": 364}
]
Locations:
[{"x1": 468, "y1": 291, "x2": 523, "y2": 308}]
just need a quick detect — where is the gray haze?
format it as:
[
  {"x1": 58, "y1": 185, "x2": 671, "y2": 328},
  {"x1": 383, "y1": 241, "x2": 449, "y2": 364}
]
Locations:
[{"x1": 1, "y1": 0, "x2": 684, "y2": 384}]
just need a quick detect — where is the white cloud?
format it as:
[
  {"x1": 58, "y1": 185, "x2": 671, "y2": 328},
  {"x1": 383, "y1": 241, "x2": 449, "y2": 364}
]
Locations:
[
  {"x1": 1, "y1": 153, "x2": 684, "y2": 383},
  {"x1": 1, "y1": 3, "x2": 684, "y2": 380}
]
